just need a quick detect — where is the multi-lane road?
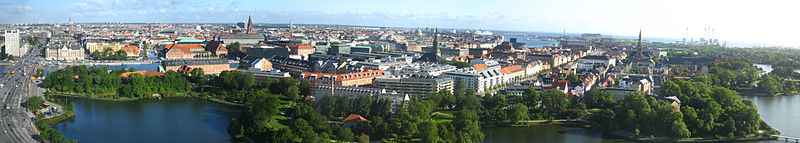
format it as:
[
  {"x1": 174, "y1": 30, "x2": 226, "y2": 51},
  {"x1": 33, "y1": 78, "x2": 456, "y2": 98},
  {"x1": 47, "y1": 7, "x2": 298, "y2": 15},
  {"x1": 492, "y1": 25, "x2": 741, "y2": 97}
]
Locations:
[{"x1": 0, "y1": 47, "x2": 44, "y2": 143}]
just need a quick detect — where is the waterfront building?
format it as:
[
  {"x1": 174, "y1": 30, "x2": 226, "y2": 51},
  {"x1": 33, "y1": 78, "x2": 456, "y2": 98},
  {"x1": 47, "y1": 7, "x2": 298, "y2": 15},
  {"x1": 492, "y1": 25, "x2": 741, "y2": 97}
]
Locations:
[
  {"x1": 86, "y1": 42, "x2": 124, "y2": 53},
  {"x1": 161, "y1": 58, "x2": 231, "y2": 74},
  {"x1": 120, "y1": 45, "x2": 140, "y2": 57},
  {"x1": 373, "y1": 74, "x2": 454, "y2": 95},
  {"x1": 164, "y1": 44, "x2": 209, "y2": 59},
  {"x1": 441, "y1": 67, "x2": 503, "y2": 94},
  {"x1": 45, "y1": 43, "x2": 85, "y2": 61},
  {"x1": 237, "y1": 68, "x2": 291, "y2": 83}
]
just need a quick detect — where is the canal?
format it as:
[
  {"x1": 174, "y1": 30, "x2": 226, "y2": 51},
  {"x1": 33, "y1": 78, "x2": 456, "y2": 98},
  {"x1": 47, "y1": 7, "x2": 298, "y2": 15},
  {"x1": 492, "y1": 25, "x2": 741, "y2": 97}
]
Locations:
[{"x1": 52, "y1": 98, "x2": 240, "y2": 143}]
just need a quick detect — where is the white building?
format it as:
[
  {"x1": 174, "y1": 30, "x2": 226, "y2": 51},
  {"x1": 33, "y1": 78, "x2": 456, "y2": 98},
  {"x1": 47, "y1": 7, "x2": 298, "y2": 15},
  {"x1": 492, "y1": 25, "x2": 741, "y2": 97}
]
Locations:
[
  {"x1": 387, "y1": 62, "x2": 456, "y2": 76},
  {"x1": 442, "y1": 67, "x2": 504, "y2": 94},
  {"x1": 4, "y1": 30, "x2": 25, "y2": 57},
  {"x1": 577, "y1": 55, "x2": 615, "y2": 69}
]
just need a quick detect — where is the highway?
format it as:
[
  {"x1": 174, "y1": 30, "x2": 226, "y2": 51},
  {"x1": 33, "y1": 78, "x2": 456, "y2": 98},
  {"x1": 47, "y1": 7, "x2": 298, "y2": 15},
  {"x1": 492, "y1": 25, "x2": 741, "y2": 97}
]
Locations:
[{"x1": 0, "y1": 47, "x2": 44, "y2": 143}]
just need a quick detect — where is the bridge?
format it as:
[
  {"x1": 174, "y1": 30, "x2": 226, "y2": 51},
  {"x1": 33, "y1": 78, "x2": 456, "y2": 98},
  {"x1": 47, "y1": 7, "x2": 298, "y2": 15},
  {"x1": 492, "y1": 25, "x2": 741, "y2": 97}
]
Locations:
[{"x1": 773, "y1": 135, "x2": 800, "y2": 142}]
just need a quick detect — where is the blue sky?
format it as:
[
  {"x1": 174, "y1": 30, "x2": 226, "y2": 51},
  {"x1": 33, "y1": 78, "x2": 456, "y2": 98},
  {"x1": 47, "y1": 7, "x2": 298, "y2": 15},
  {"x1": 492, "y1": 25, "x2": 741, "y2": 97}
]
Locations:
[{"x1": 2, "y1": 0, "x2": 799, "y2": 46}]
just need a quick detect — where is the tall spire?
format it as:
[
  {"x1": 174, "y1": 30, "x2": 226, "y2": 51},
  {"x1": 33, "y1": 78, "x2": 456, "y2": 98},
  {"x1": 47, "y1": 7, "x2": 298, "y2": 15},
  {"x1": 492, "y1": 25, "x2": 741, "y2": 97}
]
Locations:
[
  {"x1": 637, "y1": 29, "x2": 644, "y2": 59},
  {"x1": 433, "y1": 28, "x2": 440, "y2": 56},
  {"x1": 246, "y1": 16, "x2": 253, "y2": 34}
]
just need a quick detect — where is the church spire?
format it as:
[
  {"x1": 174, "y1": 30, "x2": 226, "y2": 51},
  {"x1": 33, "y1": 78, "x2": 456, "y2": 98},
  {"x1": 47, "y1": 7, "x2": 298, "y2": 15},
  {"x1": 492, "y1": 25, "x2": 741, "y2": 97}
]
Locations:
[
  {"x1": 637, "y1": 29, "x2": 643, "y2": 58},
  {"x1": 246, "y1": 16, "x2": 253, "y2": 34}
]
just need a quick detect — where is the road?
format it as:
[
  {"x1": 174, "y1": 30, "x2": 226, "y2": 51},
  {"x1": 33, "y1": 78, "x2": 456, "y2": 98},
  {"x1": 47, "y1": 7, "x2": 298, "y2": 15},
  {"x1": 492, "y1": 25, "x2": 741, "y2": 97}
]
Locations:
[{"x1": 0, "y1": 47, "x2": 44, "y2": 143}]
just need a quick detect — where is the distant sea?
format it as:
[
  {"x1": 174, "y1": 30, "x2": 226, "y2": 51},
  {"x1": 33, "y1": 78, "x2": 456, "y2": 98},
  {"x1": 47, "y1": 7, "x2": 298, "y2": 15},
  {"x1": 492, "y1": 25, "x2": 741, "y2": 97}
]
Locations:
[{"x1": 489, "y1": 30, "x2": 754, "y2": 48}]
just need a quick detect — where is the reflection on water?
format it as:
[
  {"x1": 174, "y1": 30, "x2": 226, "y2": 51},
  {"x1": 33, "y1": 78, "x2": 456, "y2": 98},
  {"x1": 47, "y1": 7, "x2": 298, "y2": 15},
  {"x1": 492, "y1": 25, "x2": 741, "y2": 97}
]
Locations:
[{"x1": 53, "y1": 98, "x2": 240, "y2": 143}]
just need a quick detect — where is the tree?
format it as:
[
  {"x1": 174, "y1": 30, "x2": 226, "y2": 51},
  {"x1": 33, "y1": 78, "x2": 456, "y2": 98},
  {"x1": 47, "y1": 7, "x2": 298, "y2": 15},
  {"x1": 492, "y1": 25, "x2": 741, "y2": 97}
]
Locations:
[
  {"x1": 271, "y1": 128, "x2": 298, "y2": 143},
  {"x1": 522, "y1": 87, "x2": 540, "y2": 108},
  {"x1": 566, "y1": 73, "x2": 580, "y2": 85},
  {"x1": 509, "y1": 104, "x2": 529, "y2": 123},
  {"x1": 27, "y1": 96, "x2": 45, "y2": 110},
  {"x1": 584, "y1": 90, "x2": 615, "y2": 109},
  {"x1": 292, "y1": 118, "x2": 317, "y2": 142},
  {"x1": 758, "y1": 75, "x2": 782, "y2": 96},
  {"x1": 418, "y1": 121, "x2": 441, "y2": 143},
  {"x1": 453, "y1": 109, "x2": 483, "y2": 143}
]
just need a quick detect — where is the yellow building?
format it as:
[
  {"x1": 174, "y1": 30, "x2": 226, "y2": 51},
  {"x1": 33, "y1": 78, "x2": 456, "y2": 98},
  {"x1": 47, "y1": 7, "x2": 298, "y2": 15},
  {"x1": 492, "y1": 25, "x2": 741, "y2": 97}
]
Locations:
[{"x1": 86, "y1": 43, "x2": 124, "y2": 53}]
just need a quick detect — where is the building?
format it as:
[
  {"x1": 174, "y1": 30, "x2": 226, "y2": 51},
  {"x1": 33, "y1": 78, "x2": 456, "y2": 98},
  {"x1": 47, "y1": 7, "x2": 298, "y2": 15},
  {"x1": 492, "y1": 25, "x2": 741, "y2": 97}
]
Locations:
[
  {"x1": 120, "y1": 45, "x2": 140, "y2": 57},
  {"x1": 441, "y1": 48, "x2": 469, "y2": 58},
  {"x1": 328, "y1": 44, "x2": 351, "y2": 55},
  {"x1": 417, "y1": 28, "x2": 444, "y2": 62},
  {"x1": 581, "y1": 33, "x2": 601, "y2": 41},
  {"x1": 442, "y1": 68, "x2": 503, "y2": 94},
  {"x1": 288, "y1": 44, "x2": 314, "y2": 56},
  {"x1": 245, "y1": 45, "x2": 289, "y2": 59},
  {"x1": 250, "y1": 58, "x2": 273, "y2": 71},
  {"x1": 343, "y1": 114, "x2": 368, "y2": 128},
  {"x1": 559, "y1": 39, "x2": 586, "y2": 49},
  {"x1": 312, "y1": 86, "x2": 409, "y2": 112},
  {"x1": 161, "y1": 58, "x2": 232, "y2": 74},
  {"x1": 3, "y1": 30, "x2": 24, "y2": 57},
  {"x1": 387, "y1": 62, "x2": 456, "y2": 76},
  {"x1": 373, "y1": 74, "x2": 454, "y2": 95},
  {"x1": 302, "y1": 69, "x2": 385, "y2": 87},
  {"x1": 351, "y1": 46, "x2": 372, "y2": 53},
  {"x1": 86, "y1": 42, "x2": 124, "y2": 53},
  {"x1": 499, "y1": 65, "x2": 525, "y2": 83},
  {"x1": 214, "y1": 33, "x2": 263, "y2": 44},
  {"x1": 237, "y1": 68, "x2": 291, "y2": 83},
  {"x1": 577, "y1": 55, "x2": 615, "y2": 69},
  {"x1": 204, "y1": 40, "x2": 228, "y2": 56},
  {"x1": 164, "y1": 44, "x2": 208, "y2": 59},
  {"x1": 45, "y1": 43, "x2": 85, "y2": 61}
]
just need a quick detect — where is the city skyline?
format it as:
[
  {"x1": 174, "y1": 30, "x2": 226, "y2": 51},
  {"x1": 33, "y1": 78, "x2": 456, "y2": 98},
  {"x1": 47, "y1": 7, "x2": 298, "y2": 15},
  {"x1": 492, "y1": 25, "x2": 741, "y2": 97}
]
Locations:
[{"x1": 2, "y1": 0, "x2": 799, "y2": 46}]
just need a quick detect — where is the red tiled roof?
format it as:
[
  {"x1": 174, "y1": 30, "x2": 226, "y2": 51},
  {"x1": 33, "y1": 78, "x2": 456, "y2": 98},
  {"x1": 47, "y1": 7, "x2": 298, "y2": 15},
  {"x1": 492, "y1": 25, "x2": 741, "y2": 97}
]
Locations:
[
  {"x1": 120, "y1": 71, "x2": 165, "y2": 77},
  {"x1": 473, "y1": 64, "x2": 487, "y2": 71},
  {"x1": 499, "y1": 65, "x2": 524, "y2": 74},
  {"x1": 343, "y1": 114, "x2": 368, "y2": 123}
]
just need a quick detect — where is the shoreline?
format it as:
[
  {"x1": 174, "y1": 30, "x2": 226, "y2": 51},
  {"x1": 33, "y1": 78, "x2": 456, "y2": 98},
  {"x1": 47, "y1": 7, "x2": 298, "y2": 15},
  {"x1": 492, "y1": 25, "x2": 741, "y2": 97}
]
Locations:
[
  {"x1": 47, "y1": 92, "x2": 245, "y2": 107},
  {"x1": 483, "y1": 120, "x2": 778, "y2": 143}
]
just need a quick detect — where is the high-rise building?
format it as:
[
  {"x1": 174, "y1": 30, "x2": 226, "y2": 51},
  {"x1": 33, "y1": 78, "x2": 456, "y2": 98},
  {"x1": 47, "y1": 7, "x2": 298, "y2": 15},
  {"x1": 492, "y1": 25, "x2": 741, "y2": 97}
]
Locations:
[{"x1": 4, "y1": 30, "x2": 25, "y2": 57}]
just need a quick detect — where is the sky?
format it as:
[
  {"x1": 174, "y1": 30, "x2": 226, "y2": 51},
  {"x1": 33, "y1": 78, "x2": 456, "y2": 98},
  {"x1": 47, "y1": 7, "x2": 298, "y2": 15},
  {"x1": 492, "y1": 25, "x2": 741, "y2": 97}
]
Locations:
[{"x1": 2, "y1": 0, "x2": 799, "y2": 47}]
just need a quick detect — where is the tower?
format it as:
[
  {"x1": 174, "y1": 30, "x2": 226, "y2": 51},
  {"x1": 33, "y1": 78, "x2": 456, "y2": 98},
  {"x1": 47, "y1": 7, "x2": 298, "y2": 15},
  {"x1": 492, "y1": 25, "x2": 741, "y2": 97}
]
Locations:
[
  {"x1": 69, "y1": 16, "x2": 73, "y2": 35},
  {"x1": 637, "y1": 29, "x2": 643, "y2": 59},
  {"x1": 246, "y1": 16, "x2": 253, "y2": 34},
  {"x1": 433, "y1": 28, "x2": 440, "y2": 56}
]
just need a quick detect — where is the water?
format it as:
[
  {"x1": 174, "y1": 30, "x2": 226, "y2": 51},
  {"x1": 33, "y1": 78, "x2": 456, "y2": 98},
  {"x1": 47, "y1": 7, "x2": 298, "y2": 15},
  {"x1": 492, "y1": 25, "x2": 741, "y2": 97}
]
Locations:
[
  {"x1": 482, "y1": 95, "x2": 800, "y2": 143},
  {"x1": 752, "y1": 64, "x2": 800, "y2": 76},
  {"x1": 53, "y1": 98, "x2": 239, "y2": 143},
  {"x1": 482, "y1": 126, "x2": 624, "y2": 143}
]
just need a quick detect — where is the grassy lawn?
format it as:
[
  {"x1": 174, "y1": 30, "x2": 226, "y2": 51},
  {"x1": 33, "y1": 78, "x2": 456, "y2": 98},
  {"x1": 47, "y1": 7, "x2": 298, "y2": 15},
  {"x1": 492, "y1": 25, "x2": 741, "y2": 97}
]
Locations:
[{"x1": 432, "y1": 112, "x2": 454, "y2": 123}]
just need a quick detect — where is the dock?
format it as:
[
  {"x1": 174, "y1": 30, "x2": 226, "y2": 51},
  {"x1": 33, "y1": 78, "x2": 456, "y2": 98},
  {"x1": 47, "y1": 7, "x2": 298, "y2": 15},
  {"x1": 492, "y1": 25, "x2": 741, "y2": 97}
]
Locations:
[{"x1": 772, "y1": 135, "x2": 800, "y2": 142}]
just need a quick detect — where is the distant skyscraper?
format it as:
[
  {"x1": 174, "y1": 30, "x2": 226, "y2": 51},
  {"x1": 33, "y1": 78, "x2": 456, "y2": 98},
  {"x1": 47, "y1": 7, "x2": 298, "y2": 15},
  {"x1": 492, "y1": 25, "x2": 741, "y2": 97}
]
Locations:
[{"x1": 246, "y1": 16, "x2": 253, "y2": 34}]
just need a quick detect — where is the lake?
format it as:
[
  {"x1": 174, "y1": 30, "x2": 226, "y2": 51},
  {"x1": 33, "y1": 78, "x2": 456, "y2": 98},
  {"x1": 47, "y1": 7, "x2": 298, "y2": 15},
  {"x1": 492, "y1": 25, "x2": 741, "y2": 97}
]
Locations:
[
  {"x1": 482, "y1": 95, "x2": 800, "y2": 143},
  {"x1": 53, "y1": 98, "x2": 240, "y2": 143}
]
